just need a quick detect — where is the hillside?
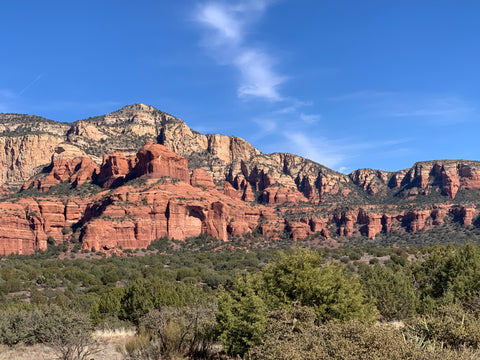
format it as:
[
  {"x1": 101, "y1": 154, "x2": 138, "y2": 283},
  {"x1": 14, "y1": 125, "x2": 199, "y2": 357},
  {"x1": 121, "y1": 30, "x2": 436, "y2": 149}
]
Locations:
[{"x1": 1, "y1": 104, "x2": 480, "y2": 255}]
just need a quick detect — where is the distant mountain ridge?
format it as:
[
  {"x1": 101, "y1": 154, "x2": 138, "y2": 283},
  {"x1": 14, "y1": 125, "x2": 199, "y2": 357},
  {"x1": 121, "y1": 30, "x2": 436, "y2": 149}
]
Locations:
[{"x1": 0, "y1": 104, "x2": 479, "y2": 255}]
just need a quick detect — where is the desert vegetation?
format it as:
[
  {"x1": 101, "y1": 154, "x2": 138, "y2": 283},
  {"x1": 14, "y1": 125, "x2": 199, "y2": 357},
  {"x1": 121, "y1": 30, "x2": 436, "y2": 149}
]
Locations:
[{"x1": 0, "y1": 238, "x2": 479, "y2": 359}]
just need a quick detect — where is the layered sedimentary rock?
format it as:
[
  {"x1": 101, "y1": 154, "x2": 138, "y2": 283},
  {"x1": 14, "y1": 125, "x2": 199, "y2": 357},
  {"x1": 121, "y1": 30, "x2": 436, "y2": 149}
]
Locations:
[
  {"x1": 133, "y1": 142, "x2": 189, "y2": 181},
  {"x1": 191, "y1": 169, "x2": 216, "y2": 190},
  {"x1": 350, "y1": 161, "x2": 480, "y2": 200},
  {"x1": 23, "y1": 143, "x2": 98, "y2": 191},
  {"x1": 0, "y1": 197, "x2": 90, "y2": 255},
  {"x1": 0, "y1": 135, "x2": 65, "y2": 186},
  {"x1": 80, "y1": 181, "x2": 281, "y2": 251},
  {"x1": 1, "y1": 104, "x2": 480, "y2": 255}
]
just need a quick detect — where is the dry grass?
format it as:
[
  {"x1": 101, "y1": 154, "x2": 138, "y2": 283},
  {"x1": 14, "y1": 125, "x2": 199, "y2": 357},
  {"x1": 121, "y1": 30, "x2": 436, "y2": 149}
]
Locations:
[
  {"x1": 94, "y1": 328, "x2": 136, "y2": 341},
  {"x1": 0, "y1": 344, "x2": 56, "y2": 360},
  {"x1": 0, "y1": 328, "x2": 136, "y2": 360}
]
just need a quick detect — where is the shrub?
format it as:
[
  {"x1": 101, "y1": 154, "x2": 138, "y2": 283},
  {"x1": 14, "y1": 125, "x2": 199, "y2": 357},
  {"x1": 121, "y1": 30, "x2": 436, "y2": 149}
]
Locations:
[
  {"x1": 258, "y1": 249, "x2": 377, "y2": 322},
  {"x1": 251, "y1": 307, "x2": 476, "y2": 360},
  {"x1": 361, "y1": 265, "x2": 418, "y2": 321},
  {"x1": 0, "y1": 309, "x2": 40, "y2": 346},
  {"x1": 217, "y1": 276, "x2": 267, "y2": 357},
  {"x1": 404, "y1": 304, "x2": 480, "y2": 350},
  {"x1": 122, "y1": 306, "x2": 217, "y2": 360},
  {"x1": 35, "y1": 305, "x2": 100, "y2": 360}
]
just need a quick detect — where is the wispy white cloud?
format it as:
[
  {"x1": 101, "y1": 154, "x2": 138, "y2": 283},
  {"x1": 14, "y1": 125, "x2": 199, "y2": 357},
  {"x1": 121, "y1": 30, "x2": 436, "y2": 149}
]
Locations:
[
  {"x1": 299, "y1": 113, "x2": 321, "y2": 124},
  {"x1": 388, "y1": 96, "x2": 475, "y2": 123},
  {"x1": 281, "y1": 128, "x2": 413, "y2": 171},
  {"x1": 329, "y1": 91, "x2": 476, "y2": 125},
  {"x1": 282, "y1": 131, "x2": 346, "y2": 169},
  {"x1": 195, "y1": 2, "x2": 375, "y2": 170},
  {"x1": 196, "y1": 0, "x2": 270, "y2": 44},
  {"x1": 197, "y1": 2, "x2": 243, "y2": 43},
  {"x1": 235, "y1": 50, "x2": 286, "y2": 100},
  {"x1": 253, "y1": 117, "x2": 277, "y2": 134},
  {"x1": 196, "y1": 0, "x2": 284, "y2": 101},
  {"x1": 327, "y1": 90, "x2": 394, "y2": 102}
]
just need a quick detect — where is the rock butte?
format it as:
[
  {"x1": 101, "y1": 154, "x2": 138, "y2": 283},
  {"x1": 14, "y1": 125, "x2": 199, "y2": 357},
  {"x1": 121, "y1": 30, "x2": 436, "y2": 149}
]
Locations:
[{"x1": 0, "y1": 104, "x2": 479, "y2": 255}]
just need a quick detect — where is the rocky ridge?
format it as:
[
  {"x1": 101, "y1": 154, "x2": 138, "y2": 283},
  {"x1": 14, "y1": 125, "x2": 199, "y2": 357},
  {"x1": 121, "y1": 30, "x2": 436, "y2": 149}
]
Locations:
[{"x1": 1, "y1": 104, "x2": 480, "y2": 255}]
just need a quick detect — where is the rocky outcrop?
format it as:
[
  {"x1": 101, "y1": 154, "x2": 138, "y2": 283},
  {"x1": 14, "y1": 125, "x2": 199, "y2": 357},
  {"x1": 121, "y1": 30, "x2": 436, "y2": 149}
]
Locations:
[
  {"x1": 349, "y1": 169, "x2": 391, "y2": 195},
  {"x1": 96, "y1": 142, "x2": 190, "y2": 187},
  {"x1": 23, "y1": 144, "x2": 98, "y2": 192},
  {"x1": 349, "y1": 161, "x2": 480, "y2": 200},
  {"x1": 191, "y1": 169, "x2": 216, "y2": 190},
  {"x1": 0, "y1": 197, "x2": 90, "y2": 255},
  {"x1": 97, "y1": 151, "x2": 133, "y2": 188},
  {"x1": 330, "y1": 205, "x2": 478, "y2": 239},
  {"x1": 80, "y1": 181, "x2": 282, "y2": 251},
  {"x1": 262, "y1": 186, "x2": 308, "y2": 205},
  {"x1": 3, "y1": 104, "x2": 480, "y2": 255},
  {"x1": 0, "y1": 134, "x2": 65, "y2": 186},
  {"x1": 133, "y1": 142, "x2": 189, "y2": 181}
]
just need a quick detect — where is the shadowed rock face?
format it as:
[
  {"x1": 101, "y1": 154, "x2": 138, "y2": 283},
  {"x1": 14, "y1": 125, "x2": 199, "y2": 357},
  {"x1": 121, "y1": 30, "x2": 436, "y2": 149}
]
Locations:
[{"x1": 1, "y1": 104, "x2": 480, "y2": 255}]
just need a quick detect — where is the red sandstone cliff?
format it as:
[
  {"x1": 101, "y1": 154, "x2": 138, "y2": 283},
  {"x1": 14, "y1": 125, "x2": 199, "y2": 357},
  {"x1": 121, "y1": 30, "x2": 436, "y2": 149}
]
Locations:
[{"x1": 1, "y1": 105, "x2": 480, "y2": 256}]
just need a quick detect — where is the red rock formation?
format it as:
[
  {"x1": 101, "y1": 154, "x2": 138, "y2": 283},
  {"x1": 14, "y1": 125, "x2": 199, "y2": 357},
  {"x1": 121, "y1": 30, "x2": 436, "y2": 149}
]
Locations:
[
  {"x1": 0, "y1": 196, "x2": 93, "y2": 255},
  {"x1": 0, "y1": 202, "x2": 44, "y2": 255},
  {"x1": 97, "y1": 151, "x2": 133, "y2": 188},
  {"x1": 395, "y1": 161, "x2": 480, "y2": 199},
  {"x1": 349, "y1": 169, "x2": 390, "y2": 195},
  {"x1": 298, "y1": 176, "x2": 316, "y2": 200},
  {"x1": 431, "y1": 207, "x2": 448, "y2": 226},
  {"x1": 453, "y1": 206, "x2": 477, "y2": 226},
  {"x1": 365, "y1": 213, "x2": 383, "y2": 238},
  {"x1": 134, "y1": 141, "x2": 189, "y2": 182},
  {"x1": 190, "y1": 169, "x2": 216, "y2": 190},
  {"x1": 408, "y1": 210, "x2": 431, "y2": 233},
  {"x1": 23, "y1": 144, "x2": 98, "y2": 192},
  {"x1": 79, "y1": 180, "x2": 284, "y2": 251},
  {"x1": 223, "y1": 182, "x2": 242, "y2": 199},
  {"x1": 382, "y1": 212, "x2": 404, "y2": 233},
  {"x1": 286, "y1": 220, "x2": 311, "y2": 241},
  {"x1": 6, "y1": 137, "x2": 480, "y2": 256},
  {"x1": 459, "y1": 164, "x2": 480, "y2": 190},
  {"x1": 242, "y1": 185, "x2": 255, "y2": 202},
  {"x1": 441, "y1": 164, "x2": 461, "y2": 199},
  {"x1": 310, "y1": 218, "x2": 330, "y2": 239},
  {"x1": 337, "y1": 211, "x2": 358, "y2": 237},
  {"x1": 262, "y1": 186, "x2": 308, "y2": 205}
]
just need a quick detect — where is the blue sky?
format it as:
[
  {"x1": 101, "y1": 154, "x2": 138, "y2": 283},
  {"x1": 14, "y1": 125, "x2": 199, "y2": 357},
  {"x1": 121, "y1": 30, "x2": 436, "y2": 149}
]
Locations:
[{"x1": 1, "y1": 1, "x2": 479, "y2": 173}]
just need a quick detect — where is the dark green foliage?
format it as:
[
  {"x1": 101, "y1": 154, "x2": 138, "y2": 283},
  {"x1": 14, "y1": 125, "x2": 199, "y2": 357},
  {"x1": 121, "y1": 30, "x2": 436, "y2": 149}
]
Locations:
[
  {"x1": 90, "y1": 287, "x2": 125, "y2": 325},
  {"x1": 146, "y1": 236, "x2": 172, "y2": 252},
  {"x1": 258, "y1": 248, "x2": 377, "y2": 322},
  {"x1": 360, "y1": 265, "x2": 418, "y2": 320},
  {"x1": 119, "y1": 280, "x2": 154, "y2": 324},
  {"x1": 414, "y1": 243, "x2": 480, "y2": 307},
  {"x1": 217, "y1": 277, "x2": 267, "y2": 356},
  {"x1": 1, "y1": 242, "x2": 480, "y2": 358},
  {"x1": 216, "y1": 249, "x2": 377, "y2": 356},
  {"x1": 119, "y1": 277, "x2": 213, "y2": 324}
]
